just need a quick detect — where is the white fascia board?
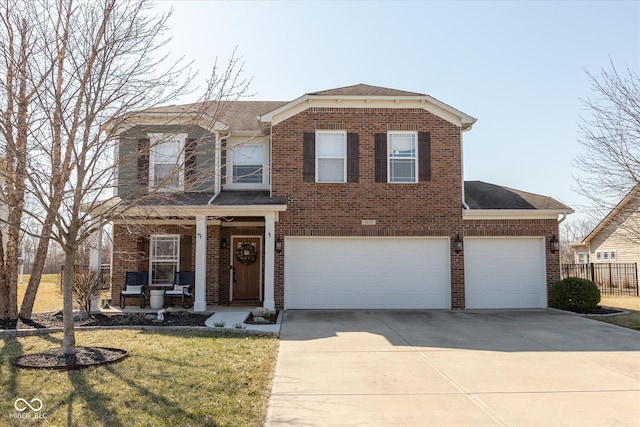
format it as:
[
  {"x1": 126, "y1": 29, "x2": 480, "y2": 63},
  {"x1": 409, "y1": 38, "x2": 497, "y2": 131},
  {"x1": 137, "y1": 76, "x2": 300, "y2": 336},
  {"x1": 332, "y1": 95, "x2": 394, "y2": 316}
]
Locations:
[
  {"x1": 260, "y1": 95, "x2": 477, "y2": 130},
  {"x1": 464, "y1": 209, "x2": 573, "y2": 220}
]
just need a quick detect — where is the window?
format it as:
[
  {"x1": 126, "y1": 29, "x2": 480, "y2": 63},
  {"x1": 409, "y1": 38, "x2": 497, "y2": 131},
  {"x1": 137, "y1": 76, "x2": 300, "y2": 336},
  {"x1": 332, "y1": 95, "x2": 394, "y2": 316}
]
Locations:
[
  {"x1": 150, "y1": 235, "x2": 179, "y2": 286},
  {"x1": 149, "y1": 133, "x2": 186, "y2": 191},
  {"x1": 603, "y1": 251, "x2": 609, "y2": 261},
  {"x1": 610, "y1": 250, "x2": 617, "y2": 261},
  {"x1": 232, "y1": 143, "x2": 265, "y2": 184},
  {"x1": 316, "y1": 131, "x2": 346, "y2": 183},
  {"x1": 577, "y1": 252, "x2": 589, "y2": 264},
  {"x1": 388, "y1": 132, "x2": 417, "y2": 183},
  {"x1": 596, "y1": 251, "x2": 602, "y2": 262}
]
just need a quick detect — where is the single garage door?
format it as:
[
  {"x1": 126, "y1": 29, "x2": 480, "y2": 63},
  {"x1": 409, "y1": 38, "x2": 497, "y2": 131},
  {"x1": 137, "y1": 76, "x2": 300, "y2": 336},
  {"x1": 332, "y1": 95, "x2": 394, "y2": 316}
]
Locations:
[
  {"x1": 464, "y1": 237, "x2": 547, "y2": 309},
  {"x1": 284, "y1": 237, "x2": 450, "y2": 309}
]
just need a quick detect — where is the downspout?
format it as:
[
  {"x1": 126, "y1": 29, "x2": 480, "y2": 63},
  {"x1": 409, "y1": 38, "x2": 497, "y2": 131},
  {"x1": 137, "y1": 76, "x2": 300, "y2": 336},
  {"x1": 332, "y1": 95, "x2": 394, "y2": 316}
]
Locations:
[{"x1": 207, "y1": 130, "x2": 231, "y2": 205}]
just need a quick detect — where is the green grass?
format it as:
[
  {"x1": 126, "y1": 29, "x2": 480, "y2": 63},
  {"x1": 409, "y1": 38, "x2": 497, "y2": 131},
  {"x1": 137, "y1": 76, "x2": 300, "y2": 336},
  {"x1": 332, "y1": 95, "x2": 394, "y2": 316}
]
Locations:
[
  {"x1": 0, "y1": 330, "x2": 278, "y2": 426},
  {"x1": 17, "y1": 274, "x2": 64, "y2": 313},
  {"x1": 588, "y1": 296, "x2": 640, "y2": 331}
]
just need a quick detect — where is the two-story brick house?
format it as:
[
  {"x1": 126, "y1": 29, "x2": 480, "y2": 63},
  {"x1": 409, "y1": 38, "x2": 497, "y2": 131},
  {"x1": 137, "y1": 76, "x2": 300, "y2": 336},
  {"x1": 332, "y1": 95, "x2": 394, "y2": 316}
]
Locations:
[{"x1": 108, "y1": 84, "x2": 572, "y2": 311}]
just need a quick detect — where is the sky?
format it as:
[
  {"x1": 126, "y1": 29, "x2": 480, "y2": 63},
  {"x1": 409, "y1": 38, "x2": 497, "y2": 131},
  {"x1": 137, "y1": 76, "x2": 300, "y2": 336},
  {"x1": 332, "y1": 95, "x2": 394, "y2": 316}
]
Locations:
[{"x1": 156, "y1": 0, "x2": 640, "y2": 222}]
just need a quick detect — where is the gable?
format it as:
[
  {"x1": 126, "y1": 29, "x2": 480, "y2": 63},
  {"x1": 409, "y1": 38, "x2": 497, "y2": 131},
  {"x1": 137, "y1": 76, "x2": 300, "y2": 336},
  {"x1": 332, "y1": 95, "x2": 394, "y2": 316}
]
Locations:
[{"x1": 260, "y1": 84, "x2": 476, "y2": 130}]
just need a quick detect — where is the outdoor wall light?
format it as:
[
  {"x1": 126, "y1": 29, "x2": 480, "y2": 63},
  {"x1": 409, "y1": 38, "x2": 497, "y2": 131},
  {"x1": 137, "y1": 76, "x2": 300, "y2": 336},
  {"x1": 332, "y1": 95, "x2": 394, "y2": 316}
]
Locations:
[
  {"x1": 550, "y1": 234, "x2": 560, "y2": 253},
  {"x1": 454, "y1": 234, "x2": 463, "y2": 253},
  {"x1": 221, "y1": 238, "x2": 227, "y2": 250},
  {"x1": 275, "y1": 237, "x2": 283, "y2": 253}
]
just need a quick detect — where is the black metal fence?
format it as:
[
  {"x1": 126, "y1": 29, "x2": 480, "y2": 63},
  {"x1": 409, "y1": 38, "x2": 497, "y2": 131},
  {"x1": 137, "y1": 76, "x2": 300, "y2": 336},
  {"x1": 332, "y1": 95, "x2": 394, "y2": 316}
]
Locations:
[{"x1": 561, "y1": 263, "x2": 639, "y2": 296}]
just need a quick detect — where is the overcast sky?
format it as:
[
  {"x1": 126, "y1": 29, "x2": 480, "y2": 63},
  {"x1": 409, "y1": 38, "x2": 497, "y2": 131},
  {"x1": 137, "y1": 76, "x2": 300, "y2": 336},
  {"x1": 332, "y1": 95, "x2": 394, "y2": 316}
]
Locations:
[{"x1": 156, "y1": 0, "x2": 640, "y2": 221}]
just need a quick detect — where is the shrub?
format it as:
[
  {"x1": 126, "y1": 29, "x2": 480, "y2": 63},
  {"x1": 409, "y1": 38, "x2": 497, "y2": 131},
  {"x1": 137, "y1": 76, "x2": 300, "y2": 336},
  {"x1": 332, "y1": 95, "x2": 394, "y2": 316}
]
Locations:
[
  {"x1": 551, "y1": 277, "x2": 601, "y2": 313},
  {"x1": 73, "y1": 269, "x2": 109, "y2": 313}
]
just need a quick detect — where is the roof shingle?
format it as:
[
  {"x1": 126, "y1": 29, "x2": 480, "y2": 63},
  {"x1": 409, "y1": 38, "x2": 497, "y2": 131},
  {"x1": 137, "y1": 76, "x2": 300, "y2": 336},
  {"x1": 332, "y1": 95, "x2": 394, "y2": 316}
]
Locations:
[{"x1": 464, "y1": 181, "x2": 571, "y2": 211}]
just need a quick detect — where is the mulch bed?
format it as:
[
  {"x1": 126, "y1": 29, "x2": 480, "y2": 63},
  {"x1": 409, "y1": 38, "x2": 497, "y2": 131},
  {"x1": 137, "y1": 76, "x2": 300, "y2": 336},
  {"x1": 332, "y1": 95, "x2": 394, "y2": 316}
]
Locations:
[
  {"x1": 13, "y1": 347, "x2": 128, "y2": 371},
  {"x1": 584, "y1": 306, "x2": 626, "y2": 315},
  {"x1": 0, "y1": 311, "x2": 211, "y2": 330}
]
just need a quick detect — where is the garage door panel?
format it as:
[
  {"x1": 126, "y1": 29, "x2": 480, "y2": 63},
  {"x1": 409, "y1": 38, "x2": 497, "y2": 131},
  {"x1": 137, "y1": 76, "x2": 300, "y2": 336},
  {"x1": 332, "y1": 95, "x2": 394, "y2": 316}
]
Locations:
[
  {"x1": 285, "y1": 237, "x2": 450, "y2": 309},
  {"x1": 465, "y1": 238, "x2": 546, "y2": 309}
]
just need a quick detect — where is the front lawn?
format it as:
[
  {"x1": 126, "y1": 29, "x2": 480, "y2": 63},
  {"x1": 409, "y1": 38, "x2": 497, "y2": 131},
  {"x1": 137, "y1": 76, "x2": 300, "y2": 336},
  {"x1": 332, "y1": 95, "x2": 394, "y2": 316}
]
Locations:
[
  {"x1": 0, "y1": 330, "x2": 278, "y2": 426},
  {"x1": 17, "y1": 274, "x2": 64, "y2": 313},
  {"x1": 588, "y1": 296, "x2": 640, "y2": 331}
]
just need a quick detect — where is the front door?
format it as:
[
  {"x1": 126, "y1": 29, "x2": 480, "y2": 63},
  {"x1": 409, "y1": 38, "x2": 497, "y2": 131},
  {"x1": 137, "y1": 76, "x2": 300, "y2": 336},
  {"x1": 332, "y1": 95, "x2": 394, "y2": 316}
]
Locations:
[{"x1": 232, "y1": 236, "x2": 262, "y2": 301}]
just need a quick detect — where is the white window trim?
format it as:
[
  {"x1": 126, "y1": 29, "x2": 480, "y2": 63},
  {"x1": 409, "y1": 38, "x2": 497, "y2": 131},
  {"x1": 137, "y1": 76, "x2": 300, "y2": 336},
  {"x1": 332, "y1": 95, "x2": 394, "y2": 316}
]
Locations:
[
  {"x1": 148, "y1": 133, "x2": 187, "y2": 192},
  {"x1": 610, "y1": 250, "x2": 617, "y2": 261},
  {"x1": 226, "y1": 140, "x2": 270, "y2": 190},
  {"x1": 315, "y1": 130, "x2": 347, "y2": 183},
  {"x1": 387, "y1": 131, "x2": 418, "y2": 184},
  {"x1": 149, "y1": 234, "x2": 180, "y2": 287}
]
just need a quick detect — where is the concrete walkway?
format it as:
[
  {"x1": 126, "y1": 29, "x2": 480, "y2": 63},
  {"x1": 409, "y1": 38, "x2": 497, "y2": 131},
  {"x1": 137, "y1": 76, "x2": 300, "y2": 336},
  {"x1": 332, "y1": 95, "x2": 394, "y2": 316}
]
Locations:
[{"x1": 267, "y1": 310, "x2": 640, "y2": 426}]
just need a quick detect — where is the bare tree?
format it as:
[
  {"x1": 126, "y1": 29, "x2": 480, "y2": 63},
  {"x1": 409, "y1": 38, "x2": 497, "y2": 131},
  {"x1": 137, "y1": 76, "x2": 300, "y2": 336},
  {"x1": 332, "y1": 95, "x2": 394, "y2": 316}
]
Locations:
[
  {"x1": 560, "y1": 217, "x2": 598, "y2": 264},
  {"x1": 574, "y1": 61, "x2": 640, "y2": 240},
  {"x1": 12, "y1": 0, "x2": 250, "y2": 357},
  {"x1": 0, "y1": 0, "x2": 54, "y2": 320}
]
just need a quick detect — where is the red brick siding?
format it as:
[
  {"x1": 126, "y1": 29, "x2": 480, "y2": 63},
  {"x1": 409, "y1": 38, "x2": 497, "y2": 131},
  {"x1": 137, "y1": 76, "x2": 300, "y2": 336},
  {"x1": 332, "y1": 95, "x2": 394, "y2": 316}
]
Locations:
[
  {"x1": 111, "y1": 223, "x2": 221, "y2": 306},
  {"x1": 271, "y1": 107, "x2": 465, "y2": 308}
]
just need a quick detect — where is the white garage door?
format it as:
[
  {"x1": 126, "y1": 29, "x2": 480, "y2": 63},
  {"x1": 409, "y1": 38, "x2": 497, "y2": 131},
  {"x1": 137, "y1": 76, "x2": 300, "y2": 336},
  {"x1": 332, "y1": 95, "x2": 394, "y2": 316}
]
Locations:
[
  {"x1": 465, "y1": 237, "x2": 547, "y2": 309},
  {"x1": 285, "y1": 237, "x2": 450, "y2": 309}
]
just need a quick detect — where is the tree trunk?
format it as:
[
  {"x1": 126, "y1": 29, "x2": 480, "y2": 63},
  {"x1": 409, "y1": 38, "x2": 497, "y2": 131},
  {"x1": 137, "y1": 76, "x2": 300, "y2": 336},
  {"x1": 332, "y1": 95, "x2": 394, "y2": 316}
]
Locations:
[
  {"x1": 62, "y1": 250, "x2": 77, "y2": 357},
  {"x1": 19, "y1": 219, "x2": 55, "y2": 319}
]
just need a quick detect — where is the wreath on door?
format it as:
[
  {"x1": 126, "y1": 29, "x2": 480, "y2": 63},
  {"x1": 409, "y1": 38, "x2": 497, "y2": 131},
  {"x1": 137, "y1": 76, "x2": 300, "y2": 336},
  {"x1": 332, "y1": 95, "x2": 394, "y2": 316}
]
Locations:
[{"x1": 236, "y1": 242, "x2": 257, "y2": 265}]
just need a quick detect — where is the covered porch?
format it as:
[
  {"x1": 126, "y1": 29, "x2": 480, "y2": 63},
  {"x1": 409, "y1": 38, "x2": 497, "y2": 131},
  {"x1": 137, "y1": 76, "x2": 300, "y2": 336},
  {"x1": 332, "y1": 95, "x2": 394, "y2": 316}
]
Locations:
[{"x1": 108, "y1": 191, "x2": 287, "y2": 312}]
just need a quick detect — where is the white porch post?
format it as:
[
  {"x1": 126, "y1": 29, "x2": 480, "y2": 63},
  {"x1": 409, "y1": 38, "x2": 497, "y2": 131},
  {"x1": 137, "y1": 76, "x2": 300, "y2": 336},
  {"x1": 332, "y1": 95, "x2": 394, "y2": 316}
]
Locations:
[
  {"x1": 194, "y1": 216, "x2": 207, "y2": 312},
  {"x1": 89, "y1": 228, "x2": 103, "y2": 272},
  {"x1": 263, "y1": 212, "x2": 276, "y2": 311}
]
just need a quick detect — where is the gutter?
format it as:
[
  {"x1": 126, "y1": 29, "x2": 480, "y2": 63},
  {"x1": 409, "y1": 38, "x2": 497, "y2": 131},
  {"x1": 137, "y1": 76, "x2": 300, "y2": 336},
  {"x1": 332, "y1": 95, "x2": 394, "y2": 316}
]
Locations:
[{"x1": 208, "y1": 130, "x2": 232, "y2": 205}]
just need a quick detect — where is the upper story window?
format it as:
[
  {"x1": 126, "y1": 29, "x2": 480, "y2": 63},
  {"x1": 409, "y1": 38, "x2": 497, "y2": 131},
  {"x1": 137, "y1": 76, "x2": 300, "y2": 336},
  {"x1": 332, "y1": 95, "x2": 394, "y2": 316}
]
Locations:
[
  {"x1": 232, "y1": 143, "x2": 265, "y2": 184},
  {"x1": 149, "y1": 133, "x2": 187, "y2": 192},
  {"x1": 316, "y1": 131, "x2": 346, "y2": 183},
  {"x1": 388, "y1": 132, "x2": 417, "y2": 183}
]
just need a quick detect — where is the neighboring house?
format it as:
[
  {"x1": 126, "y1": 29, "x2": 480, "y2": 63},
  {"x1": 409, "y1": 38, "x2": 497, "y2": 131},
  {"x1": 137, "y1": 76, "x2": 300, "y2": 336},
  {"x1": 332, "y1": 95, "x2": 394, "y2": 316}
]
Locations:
[
  {"x1": 572, "y1": 185, "x2": 640, "y2": 264},
  {"x1": 107, "y1": 84, "x2": 572, "y2": 311}
]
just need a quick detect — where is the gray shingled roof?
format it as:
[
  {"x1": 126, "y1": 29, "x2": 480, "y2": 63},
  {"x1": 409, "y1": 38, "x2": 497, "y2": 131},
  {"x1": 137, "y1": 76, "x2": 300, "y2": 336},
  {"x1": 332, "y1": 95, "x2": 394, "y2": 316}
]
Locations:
[
  {"x1": 136, "y1": 191, "x2": 287, "y2": 207},
  {"x1": 145, "y1": 101, "x2": 287, "y2": 132},
  {"x1": 307, "y1": 84, "x2": 425, "y2": 97},
  {"x1": 464, "y1": 181, "x2": 571, "y2": 211}
]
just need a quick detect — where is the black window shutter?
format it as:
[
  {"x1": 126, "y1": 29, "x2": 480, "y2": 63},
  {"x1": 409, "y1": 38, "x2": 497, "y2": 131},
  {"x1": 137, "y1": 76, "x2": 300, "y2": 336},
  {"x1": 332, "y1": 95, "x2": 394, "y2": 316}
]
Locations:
[
  {"x1": 347, "y1": 133, "x2": 359, "y2": 183},
  {"x1": 137, "y1": 138, "x2": 150, "y2": 186},
  {"x1": 302, "y1": 132, "x2": 316, "y2": 182},
  {"x1": 137, "y1": 237, "x2": 149, "y2": 272},
  {"x1": 185, "y1": 138, "x2": 197, "y2": 186},
  {"x1": 374, "y1": 133, "x2": 387, "y2": 182},
  {"x1": 180, "y1": 235, "x2": 193, "y2": 272},
  {"x1": 418, "y1": 131, "x2": 431, "y2": 181}
]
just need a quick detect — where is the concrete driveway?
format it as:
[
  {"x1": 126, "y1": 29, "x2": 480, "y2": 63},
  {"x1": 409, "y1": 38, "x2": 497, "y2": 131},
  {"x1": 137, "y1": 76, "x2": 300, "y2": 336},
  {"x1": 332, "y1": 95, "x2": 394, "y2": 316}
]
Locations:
[{"x1": 266, "y1": 310, "x2": 640, "y2": 426}]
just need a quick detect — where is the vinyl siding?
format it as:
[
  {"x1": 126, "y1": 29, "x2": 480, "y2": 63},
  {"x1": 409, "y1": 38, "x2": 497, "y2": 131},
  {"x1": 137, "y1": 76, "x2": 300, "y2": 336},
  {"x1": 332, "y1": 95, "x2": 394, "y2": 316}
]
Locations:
[
  {"x1": 117, "y1": 125, "x2": 216, "y2": 198},
  {"x1": 589, "y1": 196, "x2": 640, "y2": 264}
]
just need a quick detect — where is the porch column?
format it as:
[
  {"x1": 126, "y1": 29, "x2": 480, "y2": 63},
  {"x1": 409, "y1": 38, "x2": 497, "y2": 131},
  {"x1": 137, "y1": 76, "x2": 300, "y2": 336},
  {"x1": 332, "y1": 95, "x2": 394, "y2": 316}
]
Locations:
[
  {"x1": 89, "y1": 228, "x2": 103, "y2": 272},
  {"x1": 263, "y1": 212, "x2": 276, "y2": 311},
  {"x1": 194, "y1": 216, "x2": 207, "y2": 312}
]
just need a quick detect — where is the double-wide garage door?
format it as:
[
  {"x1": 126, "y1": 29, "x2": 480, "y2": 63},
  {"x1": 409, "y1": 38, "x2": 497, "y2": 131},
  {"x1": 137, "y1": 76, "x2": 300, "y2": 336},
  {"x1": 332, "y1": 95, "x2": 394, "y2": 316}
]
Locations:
[
  {"x1": 465, "y1": 237, "x2": 547, "y2": 309},
  {"x1": 284, "y1": 237, "x2": 451, "y2": 309}
]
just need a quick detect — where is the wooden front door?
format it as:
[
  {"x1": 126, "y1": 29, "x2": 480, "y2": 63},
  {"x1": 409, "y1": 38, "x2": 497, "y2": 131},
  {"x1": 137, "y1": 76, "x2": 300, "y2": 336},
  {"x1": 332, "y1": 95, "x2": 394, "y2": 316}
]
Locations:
[{"x1": 232, "y1": 237, "x2": 262, "y2": 300}]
